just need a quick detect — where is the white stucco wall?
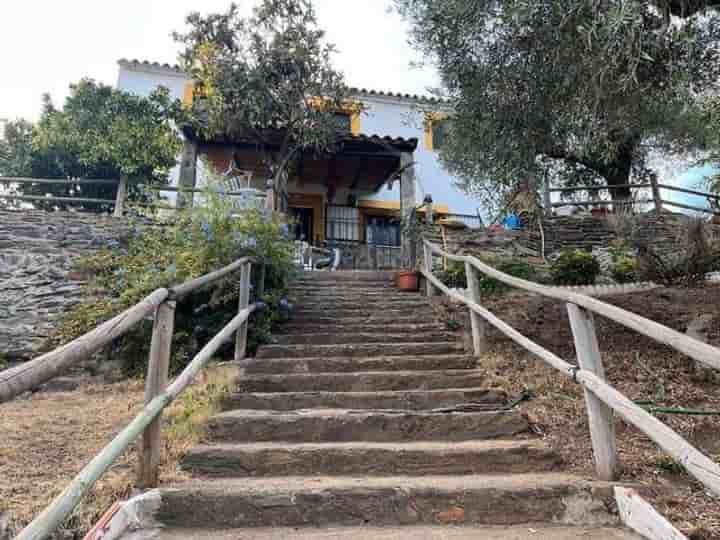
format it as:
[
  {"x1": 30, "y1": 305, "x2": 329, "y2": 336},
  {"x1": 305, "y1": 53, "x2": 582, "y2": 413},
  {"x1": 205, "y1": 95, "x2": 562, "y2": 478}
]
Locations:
[
  {"x1": 116, "y1": 62, "x2": 482, "y2": 216},
  {"x1": 356, "y1": 96, "x2": 480, "y2": 215}
]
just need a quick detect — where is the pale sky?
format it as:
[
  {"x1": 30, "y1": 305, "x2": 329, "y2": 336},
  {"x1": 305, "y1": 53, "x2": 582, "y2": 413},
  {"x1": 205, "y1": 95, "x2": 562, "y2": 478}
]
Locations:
[{"x1": 0, "y1": 0, "x2": 438, "y2": 122}]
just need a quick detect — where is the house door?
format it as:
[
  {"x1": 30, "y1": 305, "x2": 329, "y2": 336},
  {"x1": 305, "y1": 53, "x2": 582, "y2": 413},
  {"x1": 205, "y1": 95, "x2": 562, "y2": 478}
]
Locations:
[{"x1": 290, "y1": 207, "x2": 314, "y2": 243}]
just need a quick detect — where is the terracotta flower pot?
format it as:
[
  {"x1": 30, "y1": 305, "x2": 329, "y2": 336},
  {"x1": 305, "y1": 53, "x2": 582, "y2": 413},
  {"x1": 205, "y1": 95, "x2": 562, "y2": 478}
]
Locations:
[{"x1": 396, "y1": 270, "x2": 419, "y2": 292}]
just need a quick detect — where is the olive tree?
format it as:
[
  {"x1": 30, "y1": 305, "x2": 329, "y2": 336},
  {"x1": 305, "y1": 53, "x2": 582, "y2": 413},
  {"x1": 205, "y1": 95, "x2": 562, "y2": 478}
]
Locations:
[
  {"x1": 394, "y1": 0, "x2": 720, "y2": 210},
  {"x1": 174, "y1": 0, "x2": 352, "y2": 194}
]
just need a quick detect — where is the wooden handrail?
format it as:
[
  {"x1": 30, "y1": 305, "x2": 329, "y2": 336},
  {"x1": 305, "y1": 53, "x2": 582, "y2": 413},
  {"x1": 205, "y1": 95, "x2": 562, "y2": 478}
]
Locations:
[
  {"x1": 424, "y1": 241, "x2": 720, "y2": 372},
  {"x1": 15, "y1": 305, "x2": 256, "y2": 540},
  {"x1": 422, "y1": 240, "x2": 720, "y2": 496},
  {"x1": 658, "y1": 183, "x2": 720, "y2": 202},
  {"x1": 0, "y1": 257, "x2": 254, "y2": 403},
  {"x1": 548, "y1": 183, "x2": 652, "y2": 193}
]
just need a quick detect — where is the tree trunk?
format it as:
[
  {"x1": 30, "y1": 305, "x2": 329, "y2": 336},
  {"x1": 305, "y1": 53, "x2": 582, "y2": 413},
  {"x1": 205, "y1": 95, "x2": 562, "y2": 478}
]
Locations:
[{"x1": 603, "y1": 141, "x2": 635, "y2": 205}]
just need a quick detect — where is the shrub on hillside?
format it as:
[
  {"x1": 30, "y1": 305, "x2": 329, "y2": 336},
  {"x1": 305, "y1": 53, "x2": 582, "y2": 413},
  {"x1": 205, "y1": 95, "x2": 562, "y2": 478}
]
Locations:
[
  {"x1": 636, "y1": 219, "x2": 720, "y2": 287},
  {"x1": 435, "y1": 258, "x2": 537, "y2": 295},
  {"x1": 55, "y1": 183, "x2": 295, "y2": 376},
  {"x1": 608, "y1": 244, "x2": 638, "y2": 283},
  {"x1": 550, "y1": 250, "x2": 601, "y2": 286}
]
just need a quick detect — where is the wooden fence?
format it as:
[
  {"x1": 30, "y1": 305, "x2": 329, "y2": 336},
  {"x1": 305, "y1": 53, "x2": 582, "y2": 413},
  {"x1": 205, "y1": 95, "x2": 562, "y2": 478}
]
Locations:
[
  {"x1": 3, "y1": 256, "x2": 261, "y2": 540},
  {"x1": 543, "y1": 181, "x2": 720, "y2": 216},
  {"x1": 422, "y1": 239, "x2": 720, "y2": 495},
  {"x1": 0, "y1": 177, "x2": 266, "y2": 216}
]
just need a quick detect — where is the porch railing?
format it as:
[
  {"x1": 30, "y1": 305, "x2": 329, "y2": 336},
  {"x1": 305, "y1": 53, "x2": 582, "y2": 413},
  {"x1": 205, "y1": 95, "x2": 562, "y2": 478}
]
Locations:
[
  {"x1": 0, "y1": 177, "x2": 266, "y2": 216},
  {"x1": 3, "y1": 257, "x2": 263, "y2": 540},
  {"x1": 422, "y1": 239, "x2": 720, "y2": 496}
]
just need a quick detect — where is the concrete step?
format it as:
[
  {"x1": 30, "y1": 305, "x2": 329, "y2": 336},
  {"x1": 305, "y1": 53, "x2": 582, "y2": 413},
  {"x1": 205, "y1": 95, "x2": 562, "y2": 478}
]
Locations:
[
  {"x1": 154, "y1": 474, "x2": 620, "y2": 529},
  {"x1": 181, "y1": 440, "x2": 562, "y2": 477},
  {"x1": 288, "y1": 314, "x2": 439, "y2": 325},
  {"x1": 206, "y1": 408, "x2": 528, "y2": 443},
  {"x1": 243, "y1": 354, "x2": 476, "y2": 374},
  {"x1": 256, "y1": 342, "x2": 465, "y2": 360},
  {"x1": 155, "y1": 526, "x2": 640, "y2": 540},
  {"x1": 275, "y1": 322, "x2": 447, "y2": 335},
  {"x1": 222, "y1": 388, "x2": 509, "y2": 411},
  {"x1": 236, "y1": 369, "x2": 486, "y2": 393},
  {"x1": 271, "y1": 332, "x2": 460, "y2": 346}
]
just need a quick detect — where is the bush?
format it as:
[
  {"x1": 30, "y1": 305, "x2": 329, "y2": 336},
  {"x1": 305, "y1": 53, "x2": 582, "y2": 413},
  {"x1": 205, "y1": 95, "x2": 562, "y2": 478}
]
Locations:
[
  {"x1": 550, "y1": 250, "x2": 601, "y2": 286},
  {"x1": 435, "y1": 258, "x2": 537, "y2": 295},
  {"x1": 56, "y1": 181, "x2": 296, "y2": 377},
  {"x1": 636, "y1": 219, "x2": 720, "y2": 287},
  {"x1": 435, "y1": 261, "x2": 467, "y2": 289},
  {"x1": 608, "y1": 244, "x2": 638, "y2": 283},
  {"x1": 479, "y1": 259, "x2": 537, "y2": 294}
]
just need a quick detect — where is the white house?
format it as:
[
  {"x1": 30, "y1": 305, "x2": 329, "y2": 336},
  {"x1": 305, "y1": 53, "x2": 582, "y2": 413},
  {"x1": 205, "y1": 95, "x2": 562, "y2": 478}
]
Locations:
[{"x1": 116, "y1": 59, "x2": 483, "y2": 265}]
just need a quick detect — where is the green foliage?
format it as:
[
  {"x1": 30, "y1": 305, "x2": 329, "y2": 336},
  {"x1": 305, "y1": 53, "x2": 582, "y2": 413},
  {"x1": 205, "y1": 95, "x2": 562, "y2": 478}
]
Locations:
[
  {"x1": 55, "y1": 183, "x2": 295, "y2": 377},
  {"x1": 550, "y1": 250, "x2": 601, "y2": 286},
  {"x1": 435, "y1": 261, "x2": 467, "y2": 289},
  {"x1": 435, "y1": 258, "x2": 537, "y2": 295},
  {"x1": 0, "y1": 81, "x2": 183, "y2": 211},
  {"x1": 393, "y1": 0, "x2": 720, "y2": 212},
  {"x1": 608, "y1": 245, "x2": 638, "y2": 284},
  {"x1": 479, "y1": 259, "x2": 537, "y2": 295},
  {"x1": 175, "y1": 0, "x2": 351, "y2": 185},
  {"x1": 636, "y1": 218, "x2": 720, "y2": 287}
]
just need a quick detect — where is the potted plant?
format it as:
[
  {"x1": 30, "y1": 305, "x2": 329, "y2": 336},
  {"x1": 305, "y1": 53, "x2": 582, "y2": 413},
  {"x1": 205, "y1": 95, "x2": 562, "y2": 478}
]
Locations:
[{"x1": 396, "y1": 210, "x2": 420, "y2": 292}]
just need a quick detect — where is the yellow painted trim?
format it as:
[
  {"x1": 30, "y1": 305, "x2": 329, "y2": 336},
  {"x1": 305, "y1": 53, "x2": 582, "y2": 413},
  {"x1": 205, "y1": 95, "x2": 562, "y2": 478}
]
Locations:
[
  {"x1": 424, "y1": 112, "x2": 449, "y2": 151},
  {"x1": 358, "y1": 199, "x2": 449, "y2": 214},
  {"x1": 182, "y1": 82, "x2": 195, "y2": 107},
  {"x1": 288, "y1": 193, "x2": 325, "y2": 243},
  {"x1": 310, "y1": 96, "x2": 362, "y2": 135}
]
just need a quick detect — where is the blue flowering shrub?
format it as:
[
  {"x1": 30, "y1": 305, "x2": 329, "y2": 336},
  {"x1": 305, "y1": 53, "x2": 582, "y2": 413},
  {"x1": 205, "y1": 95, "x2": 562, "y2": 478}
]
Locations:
[{"x1": 56, "y1": 182, "x2": 296, "y2": 376}]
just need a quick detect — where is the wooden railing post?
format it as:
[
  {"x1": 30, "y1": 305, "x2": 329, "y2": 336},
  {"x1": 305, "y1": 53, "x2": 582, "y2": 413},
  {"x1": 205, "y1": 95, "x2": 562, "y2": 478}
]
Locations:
[
  {"x1": 423, "y1": 243, "x2": 436, "y2": 297},
  {"x1": 567, "y1": 303, "x2": 618, "y2": 481},
  {"x1": 137, "y1": 300, "x2": 176, "y2": 488},
  {"x1": 235, "y1": 262, "x2": 252, "y2": 361},
  {"x1": 256, "y1": 261, "x2": 266, "y2": 301},
  {"x1": 650, "y1": 176, "x2": 663, "y2": 214},
  {"x1": 465, "y1": 260, "x2": 487, "y2": 356},
  {"x1": 114, "y1": 177, "x2": 128, "y2": 218}
]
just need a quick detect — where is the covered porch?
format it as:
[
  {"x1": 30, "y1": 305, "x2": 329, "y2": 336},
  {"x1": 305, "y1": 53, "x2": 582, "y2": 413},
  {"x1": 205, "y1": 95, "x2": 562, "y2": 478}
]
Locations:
[{"x1": 178, "y1": 130, "x2": 447, "y2": 269}]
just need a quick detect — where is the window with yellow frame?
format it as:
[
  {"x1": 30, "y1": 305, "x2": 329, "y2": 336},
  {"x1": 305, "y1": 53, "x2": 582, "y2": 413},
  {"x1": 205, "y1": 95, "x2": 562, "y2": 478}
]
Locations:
[
  {"x1": 309, "y1": 97, "x2": 362, "y2": 135},
  {"x1": 424, "y1": 112, "x2": 449, "y2": 151}
]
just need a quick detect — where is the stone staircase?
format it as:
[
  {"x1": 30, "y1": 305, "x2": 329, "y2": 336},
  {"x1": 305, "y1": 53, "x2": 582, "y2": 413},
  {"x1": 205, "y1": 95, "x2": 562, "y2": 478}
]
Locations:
[{"x1": 148, "y1": 271, "x2": 641, "y2": 539}]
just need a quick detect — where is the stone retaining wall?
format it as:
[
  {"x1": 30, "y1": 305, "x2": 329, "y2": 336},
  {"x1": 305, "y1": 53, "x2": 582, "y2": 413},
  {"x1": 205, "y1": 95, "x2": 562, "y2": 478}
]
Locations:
[
  {"x1": 0, "y1": 209, "x2": 131, "y2": 361},
  {"x1": 520, "y1": 212, "x2": 720, "y2": 255}
]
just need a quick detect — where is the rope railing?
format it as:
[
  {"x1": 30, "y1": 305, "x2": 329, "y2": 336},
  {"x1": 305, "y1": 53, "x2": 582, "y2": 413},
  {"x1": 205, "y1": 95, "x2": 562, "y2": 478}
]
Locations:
[
  {"x1": 422, "y1": 239, "x2": 720, "y2": 496},
  {"x1": 3, "y1": 256, "x2": 260, "y2": 540}
]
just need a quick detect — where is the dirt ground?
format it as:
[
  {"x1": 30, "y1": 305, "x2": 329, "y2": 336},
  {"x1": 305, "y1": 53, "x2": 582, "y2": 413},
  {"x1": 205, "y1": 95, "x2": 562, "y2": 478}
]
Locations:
[
  {"x1": 439, "y1": 284, "x2": 720, "y2": 539},
  {"x1": 0, "y1": 365, "x2": 236, "y2": 539}
]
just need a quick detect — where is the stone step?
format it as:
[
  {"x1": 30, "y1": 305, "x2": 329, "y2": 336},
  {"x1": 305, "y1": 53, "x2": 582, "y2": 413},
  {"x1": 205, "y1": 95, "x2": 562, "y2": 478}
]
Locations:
[
  {"x1": 288, "y1": 314, "x2": 439, "y2": 325},
  {"x1": 293, "y1": 298, "x2": 430, "y2": 310},
  {"x1": 256, "y1": 342, "x2": 465, "y2": 360},
  {"x1": 206, "y1": 408, "x2": 528, "y2": 443},
  {"x1": 181, "y1": 440, "x2": 561, "y2": 477},
  {"x1": 271, "y1": 332, "x2": 460, "y2": 346},
  {"x1": 155, "y1": 526, "x2": 640, "y2": 540},
  {"x1": 293, "y1": 307, "x2": 432, "y2": 318},
  {"x1": 275, "y1": 322, "x2": 447, "y2": 335},
  {"x1": 243, "y1": 354, "x2": 476, "y2": 374},
  {"x1": 288, "y1": 287, "x2": 404, "y2": 296},
  {"x1": 236, "y1": 369, "x2": 486, "y2": 393},
  {"x1": 222, "y1": 388, "x2": 508, "y2": 411},
  {"x1": 154, "y1": 474, "x2": 619, "y2": 529},
  {"x1": 296, "y1": 270, "x2": 395, "y2": 282}
]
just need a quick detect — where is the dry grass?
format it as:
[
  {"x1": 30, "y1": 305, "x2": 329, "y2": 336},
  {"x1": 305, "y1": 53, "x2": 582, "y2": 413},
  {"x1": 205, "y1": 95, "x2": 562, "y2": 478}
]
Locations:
[
  {"x1": 436, "y1": 288, "x2": 720, "y2": 540},
  {"x1": 0, "y1": 363, "x2": 238, "y2": 539}
]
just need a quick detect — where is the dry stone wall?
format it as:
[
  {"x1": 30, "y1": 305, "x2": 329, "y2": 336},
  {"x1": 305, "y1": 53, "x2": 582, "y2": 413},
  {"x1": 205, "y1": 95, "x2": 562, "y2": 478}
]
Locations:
[{"x1": 0, "y1": 209, "x2": 131, "y2": 361}]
